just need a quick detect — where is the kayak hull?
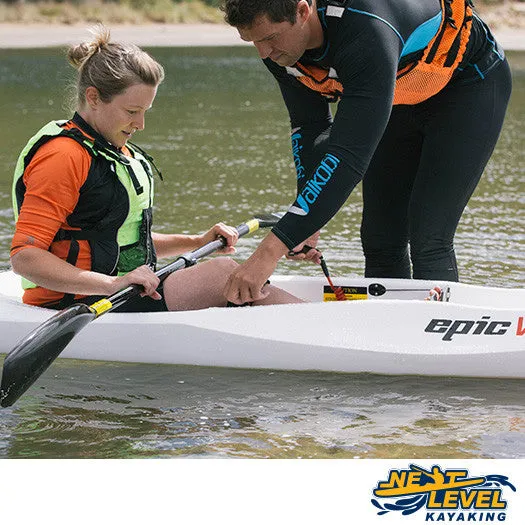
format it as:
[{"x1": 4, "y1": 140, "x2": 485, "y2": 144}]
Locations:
[{"x1": 1, "y1": 271, "x2": 524, "y2": 378}]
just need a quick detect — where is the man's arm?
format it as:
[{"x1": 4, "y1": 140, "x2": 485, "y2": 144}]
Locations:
[
  {"x1": 269, "y1": 20, "x2": 402, "y2": 250},
  {"x1": 265, "y1": 58, "x2": 333, "y2": 196}
]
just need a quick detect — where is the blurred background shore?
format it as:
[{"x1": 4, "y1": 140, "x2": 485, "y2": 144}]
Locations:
[{"x1": 0, "y1": 0, "x2": 524, "y2": 49}]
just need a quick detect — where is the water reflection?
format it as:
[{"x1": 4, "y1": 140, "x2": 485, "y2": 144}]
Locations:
[{"x1": 1, "y1": 358, "x2": 524, "y2": 459}]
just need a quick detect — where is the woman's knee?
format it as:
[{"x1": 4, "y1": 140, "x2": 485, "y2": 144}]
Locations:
[{"x1": 209, "y1": 257, "x2": 238, "y2": 274}]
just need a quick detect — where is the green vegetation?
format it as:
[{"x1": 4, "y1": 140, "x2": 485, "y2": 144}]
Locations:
[
  {"x1": 0, "y1": 0, "x2": 224, "y2": 24},
  {"x1": 0, "y1": 0, "x2": 523, "y2": 26}
]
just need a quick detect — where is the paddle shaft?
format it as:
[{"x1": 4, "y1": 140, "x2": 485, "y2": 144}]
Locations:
[
  {"x1": 89, "y1": 220, "x2": 260, "y2": 315},
  {"x1": 0, "y1": 215, "x2": 277, "y2": 408}
]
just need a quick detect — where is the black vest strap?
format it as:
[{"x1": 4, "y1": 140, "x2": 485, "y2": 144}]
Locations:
[
  {"x1": 124, "y1": 163, "x2": 144, "y2": 196},
  {"x1": 129, "y1": 141, "x2": 164, "y2": 181},
  {"x1": 56, "y1": 238, "x2": 80, "y2": 309},
  {"x1": 53, "y1": 229, "x2": 117, "y2": 242}
]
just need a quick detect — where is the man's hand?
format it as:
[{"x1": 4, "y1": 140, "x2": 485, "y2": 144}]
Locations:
[
  {"x1": 285, "y1": 231, "x2": 322, "y2": 264},
  {"x1": 224, "y1": 232, "x2": 287, "y2": 304}
]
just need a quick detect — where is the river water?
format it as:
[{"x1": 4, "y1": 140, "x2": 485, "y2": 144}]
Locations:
[{"x1": 0, "y1": 47, "x2": 523, "y2": 459}]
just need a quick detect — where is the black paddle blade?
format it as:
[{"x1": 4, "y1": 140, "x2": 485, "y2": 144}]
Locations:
[{"x1": 0, "y1": 304, "x2": 95, "y2": 408}]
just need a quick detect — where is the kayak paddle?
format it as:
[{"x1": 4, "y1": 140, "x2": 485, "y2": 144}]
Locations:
[{"x1": 0, "y1": 213, "x2": 282, "y2": 408}]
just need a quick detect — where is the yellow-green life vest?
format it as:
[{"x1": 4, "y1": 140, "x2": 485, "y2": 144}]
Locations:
[{"x1": 12, "y1": 115, "x2": 158, "y2": 302}]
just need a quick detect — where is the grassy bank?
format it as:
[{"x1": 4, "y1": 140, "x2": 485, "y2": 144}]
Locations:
[
  {"x1": 0, "y1": 0, "x2": 223, "y2": 24},
  {"x1": 0, "y1": 0, "x2": 523, "y2": 27}
]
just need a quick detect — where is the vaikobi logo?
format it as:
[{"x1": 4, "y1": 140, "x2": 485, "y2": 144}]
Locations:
[{"x1": 371, "y1": 464, "x2": 516, "y2": 521}]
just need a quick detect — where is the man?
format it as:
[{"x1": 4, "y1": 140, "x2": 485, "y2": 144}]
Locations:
[{"x1": 221, "y1": 0, "x2": 511, "y2": 305}]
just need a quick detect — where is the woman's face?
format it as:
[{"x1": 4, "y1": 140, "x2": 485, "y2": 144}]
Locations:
[{"x1": 85, "y1": 83, "x2": 158, "y2": 148}]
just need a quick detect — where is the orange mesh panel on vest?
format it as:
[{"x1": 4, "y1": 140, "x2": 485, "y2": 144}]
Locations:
[
  {"x1": 297, "y1": 76, "x2": 343, "y2": 99},
  {"x1": 287, "y1": 0, "x2": 472, "y2": 106},
  {"x1": 393, "y1": 0, "x2": 472, "y2": 105}
]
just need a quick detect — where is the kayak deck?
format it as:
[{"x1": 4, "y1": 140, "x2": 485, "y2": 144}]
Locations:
[{"x1": 0, "y1": 271, "x2": 524, "y2": 378}]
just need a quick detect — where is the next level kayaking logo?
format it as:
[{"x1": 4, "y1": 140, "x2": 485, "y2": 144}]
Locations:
[{"x1": 371, "y1": 464, "x2": 516, "y2": 522}]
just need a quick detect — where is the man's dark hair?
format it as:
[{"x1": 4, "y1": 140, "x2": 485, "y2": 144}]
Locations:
[{"x1": 221, "y1": 0, "x2": 310, "y2": 27}]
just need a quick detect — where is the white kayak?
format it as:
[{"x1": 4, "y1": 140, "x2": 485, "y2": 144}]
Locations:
[{"x1": 0, "y1": 270, "x2": 523, "y2": 379}]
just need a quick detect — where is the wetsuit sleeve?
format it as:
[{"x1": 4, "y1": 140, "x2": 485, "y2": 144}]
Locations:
[
  {"x1": 264, "y1": 59, "x2": 333, "y2": 195},
  {"x1": 10, "y1": 137, "x2": 91, "y2": 256},
  {"x1": 269, "y1": 19, "x2": 403, "y2": 249}
]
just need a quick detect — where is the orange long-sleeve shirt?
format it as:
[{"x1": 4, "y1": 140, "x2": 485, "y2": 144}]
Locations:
[{"x1": 12, "y1": 123, "x2": 96, "y2": 306}]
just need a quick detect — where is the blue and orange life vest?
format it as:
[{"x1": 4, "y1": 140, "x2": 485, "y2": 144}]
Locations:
[{"x1": 285, "y1": 0, "x2": 473, "y2": 105}]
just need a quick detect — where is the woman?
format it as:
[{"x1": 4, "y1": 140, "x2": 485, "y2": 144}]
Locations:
[{"x1": 10, "y1": 26, "x2": 300, "y2": 312}]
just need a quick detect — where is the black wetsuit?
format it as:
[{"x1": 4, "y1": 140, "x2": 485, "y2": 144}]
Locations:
[{"x1": 268, "y1": 0, "x2": 512, "y2": 280}]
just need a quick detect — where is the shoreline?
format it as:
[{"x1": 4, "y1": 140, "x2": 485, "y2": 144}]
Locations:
[
  {"x1": 0, "y1": 23, "x2": 248, "y2": 49},
  {"x1": 0, "y1": 23, "x2": 524, "y2": 50}
]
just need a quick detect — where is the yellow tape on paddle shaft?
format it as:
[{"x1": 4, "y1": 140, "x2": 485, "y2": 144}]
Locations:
[
  {"x1": 90, "y1": 298, "x2": 113, "y2": 317},
  {"x1": 245, "y1": 219, "x2": 260, "y2": 234}
]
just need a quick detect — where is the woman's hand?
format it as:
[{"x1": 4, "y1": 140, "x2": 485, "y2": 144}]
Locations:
[
  {"x1": 111, "y1": 265, "x2": 162, "y2": 300},
  {"x1": 197, "y1": 222, "x2": 239, "y2": 254}
]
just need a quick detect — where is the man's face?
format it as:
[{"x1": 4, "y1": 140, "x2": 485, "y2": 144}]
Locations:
[{"x1": 238, "y1": 12, "x2": 310, "y2": 67}]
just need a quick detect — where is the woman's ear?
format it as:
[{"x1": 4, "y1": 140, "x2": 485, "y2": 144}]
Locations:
[{"x1": 85, "y1": 86, "x2": 100, "y2": 109}]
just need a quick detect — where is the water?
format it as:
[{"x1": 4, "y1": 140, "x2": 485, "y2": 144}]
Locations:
[{"x1": 0, "y1": 47, "x2": 523, "y2": 458}]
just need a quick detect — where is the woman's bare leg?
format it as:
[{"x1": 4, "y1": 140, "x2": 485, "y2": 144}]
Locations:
[
  {"x1": 252, "y1": 285, "x2": 304, "y2": 306},
  {"x1": 162, "y1": 257, "x2": 303, "y2": 311}
]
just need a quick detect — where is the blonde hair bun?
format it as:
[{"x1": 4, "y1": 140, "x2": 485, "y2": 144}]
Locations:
[
  {"x1": 67, "y1": 25, "x2": 164, "y2": 106},
  {"x1": 67, "y1": 25, "x2": 111, "y2": 70}
]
